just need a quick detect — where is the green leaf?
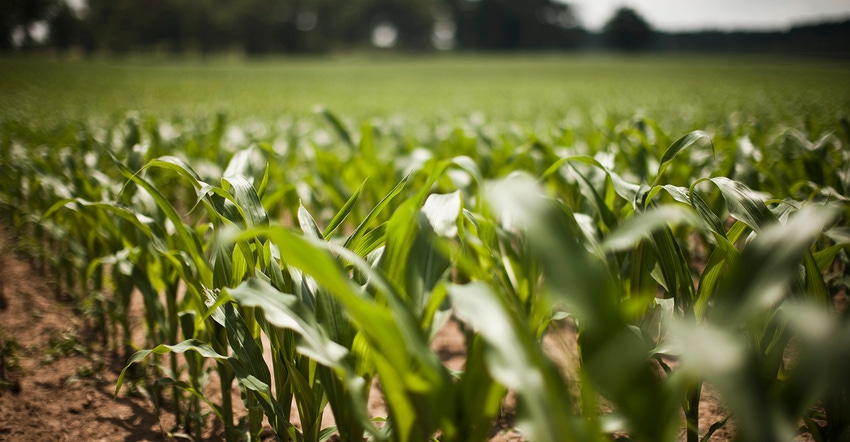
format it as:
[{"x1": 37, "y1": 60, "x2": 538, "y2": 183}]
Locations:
[
  {"x1": 540, "y1": 155, "x2": 641, "y2": 206},
  {"x1": 319, "y1": 425, "x2": 340, "y2": 442},
  {"x1": 223, "y1": 146, "x2": 260, "y2": 179},
  {"x1": 813, "y1": 243, "x2": 850, "y2": 273},
  {"x1": 225, "y1": 277, "x2": 347, "y2": 367},
  {"x1": 802, "y1": 251, "x2": 829, "y2": 305},
  {"x1": 700, "y1": 417, "x2": 730, "y2": 442},
  {"x1": 42, "y1": 197, "x2": 167, "y2": 253},
  {"x1": 653, "y1": 130, "x2": 713, "y2": 186},
  {"x1": 696, "y1": 176, "x2": 777, "y2": 232},
  {"x1": 116, "y1": 339, "x2": 227, "y2": 398},
  {"x1": 603, "y1": 205, "x2": 701, "y2": 253},
  {"x1": 449, "y1": 282, "x2": 578, "y2": 442},
  {"x1": 344, "y1": 174, "x2": 408, "y2": 252},
  {"x1": 115, "y1": 160, "x2": 211, "y2": 284},
  {"x1": 421, "y1": 191, "x2": 462, "y2": 238},
  {"x1": 318, "y1": 107, "x2": 354, "y2": 149},
  {"x1": 450, "y1": 336, "x2": 507, "y2": 442},
  {"x1": 153, "y1": 377, "x2": 225, "y2": 421},
  {"x1": 223, "y1": 303, "x2": 271, "y2": 385},
  {"x1": 486, "y1": 173, "x2": 682, "y2": 441},
  {"x1": 710, "y1": 205, "x2": 838, "y2": 324},
  {"x1": 223, "y1": 174, "x2": 269, "y2": 229},
  {"x1": 324, "y1": 179, "x2": 365, "y2": 240},
  {"x1": 298, "y1": 203, "x2": 325, "y2": 240},
  {"x1": 257, "y1": 163, "x2": 270, "y2": 200},
  {"x1": 486, "y1": 173, "x2": 615, "y2": 323},
  {"x1": 693, "y1": 232, "x2": 741, "y2": 320},
  {"x1": 143, "y1": 155, "x2": 204, "y2": 186}
]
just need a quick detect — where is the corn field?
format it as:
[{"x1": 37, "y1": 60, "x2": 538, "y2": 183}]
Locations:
[{"x1": 2, "y1": 60, "x2": 850, "y2": 441}]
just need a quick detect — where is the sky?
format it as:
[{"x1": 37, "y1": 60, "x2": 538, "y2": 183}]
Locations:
[{"x1": 568, "y1": 0, "x2": 850, "y2": 31}]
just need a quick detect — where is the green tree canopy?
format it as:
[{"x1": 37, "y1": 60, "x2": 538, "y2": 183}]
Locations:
[
  {"x1": 447, "y1": 0, "x2": 583, "y2": 50},
  {"x1": 603, "y1": 7, "x2": 654, "y2": 51}
]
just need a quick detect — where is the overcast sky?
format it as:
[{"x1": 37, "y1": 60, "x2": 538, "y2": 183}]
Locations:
[{"x1": 569, "y1": 0, "x2": 850, "y2": 31}]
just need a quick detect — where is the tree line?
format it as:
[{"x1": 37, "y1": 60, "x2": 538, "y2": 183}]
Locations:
[
  {"x1": 3, "y1": 0, "x2": 849, "y2": 55},
  {"x1": 6, "y1": 0, "x2": 585, "y2": 53}
]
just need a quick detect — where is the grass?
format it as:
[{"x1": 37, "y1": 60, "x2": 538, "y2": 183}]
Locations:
[{"x1": 1, "y1": 53, "x2": 849, "y2": 126}]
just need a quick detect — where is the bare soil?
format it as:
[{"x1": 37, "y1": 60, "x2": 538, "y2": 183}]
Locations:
[{"x1": 0, "y1": 240, "x2": 168, "y2": 441}]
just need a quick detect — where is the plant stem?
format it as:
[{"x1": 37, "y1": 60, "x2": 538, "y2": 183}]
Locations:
[{"x1": 686, "y1": 380, "x2": 702, "y2": 442}]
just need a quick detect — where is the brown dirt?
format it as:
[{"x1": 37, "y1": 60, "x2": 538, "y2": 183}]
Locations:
[{"x1": 0, "y1": 238, "x2": 170, "y2": 441}]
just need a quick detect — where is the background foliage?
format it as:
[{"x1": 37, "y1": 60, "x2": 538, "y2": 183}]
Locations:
[{"x1": 2, "y1": 0, "x2": 849, "y2": 54}]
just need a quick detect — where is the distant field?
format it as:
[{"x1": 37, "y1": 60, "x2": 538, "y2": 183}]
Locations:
[{"x1": 1, "y1": 54, "x2": 849, "y2": 129}]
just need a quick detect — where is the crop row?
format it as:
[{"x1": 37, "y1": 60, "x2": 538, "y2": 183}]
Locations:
[{"x1": 2, "y1": 111, "x2": 849, "y2": 441}]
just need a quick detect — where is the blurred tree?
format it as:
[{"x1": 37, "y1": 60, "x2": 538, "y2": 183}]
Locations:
[
  {"x1": 47, "y1": 1, "x2": 82, "y2": 51},
  {"x1": 156, "y1": 0, "x2": 337, "y2": 54},
  {"x1": 171, "y1": 0, "x2": 223, "y2": 53},
  {"x1": 39, "y1": 0, "x2": 588, "y2": 53},
  {"x1": 327, "y1": 0, "x2": 434, "y2": 50},
  {"x1": 446, "y1": 0, "x2": 583, "y2": 50},
  {"x1": 227, "y1": 0, "x2": 280, "y2": 53},
  {"x1": 0, "y1": 0, "x2": 57, "y2": 49},
  {"x1": 84, "y1": 0, "x2": 184, "y2": 52},
  {"x1": 603, "y1": 7, "x2": 654, "y2": 51}
]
